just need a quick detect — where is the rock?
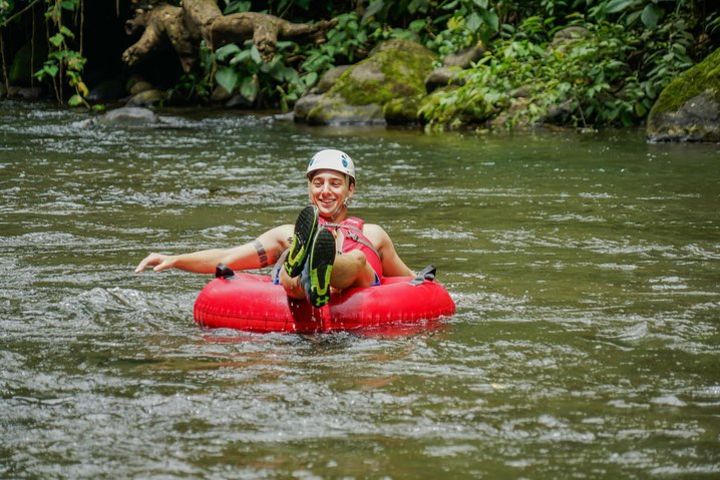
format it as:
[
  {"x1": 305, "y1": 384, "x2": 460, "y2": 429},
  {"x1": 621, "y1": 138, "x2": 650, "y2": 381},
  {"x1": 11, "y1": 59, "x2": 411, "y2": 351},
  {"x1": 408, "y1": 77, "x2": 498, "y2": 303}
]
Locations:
[
  {"x1": 306, "y1": 96, "x2": 384, "y2": 126},
  {"x1": 270, "y1": 112, "x2": 294, "y2": 122},
  {"x1": 383, "y1": 95, "x2": 423, "y2": 125},
  {"x1": 125, "y1": 75, "x2": 147, "y2": 94},
  {"x1": 425, "y1": 66, "x2": 464, "y2": 93},
  {"x1": 311, "y1": 65, "x2": 351, "y2": 94},
  {"x1": 648, "y1": 91, "x2": 720, "y2": 142},
  {"x1": 647, "y1": 48, "x2": 720, "y2": 142},
  {"x1": 293, "y1": 93, "x2": 323, "y2": 122},
  {"x1": 510, "y1": 86, "x2": 531, "y2": 98},
  {"x1": 225, "y1": 94, "x2": 254, "y2": 108},
  {"x1": 87, "y1": 79, "x2": 125, "y2": 102},
  {"x1": 126, "y1": 89, "x2": 165, "y2": 107},
  {"x1": 540, "y1": 99, "x2": 574, "y2": 125},
  {"x1": 303, "y1": 39, "x2": 436, "y2": 125},
  {"x1": 443, "y1": 42, "x2": 485, "y2": 68},
  {"x1": 95, "y1": 107, "x2": 159, "y2": 126},
  {"x1": 491, "y1": 98, "x2": 532, "y2": 129},
  {"x1": 7, "y1": 86, "x2": 42, "y2": 100},
  {"x1": 211, "y1": 85, "x2": 232, "y2": 103},
  {"x1": 129, "y1": 80, "x2": 154, "y2": 96},
  {"x1": 551, "y1": 27, "x2": 590, "y2": 50}
]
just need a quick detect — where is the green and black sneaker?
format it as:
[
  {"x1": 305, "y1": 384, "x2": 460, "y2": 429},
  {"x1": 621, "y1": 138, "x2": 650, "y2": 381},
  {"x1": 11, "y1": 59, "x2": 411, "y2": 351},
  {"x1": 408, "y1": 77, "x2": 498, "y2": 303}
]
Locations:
[
  {"x1": 284, "y1": 205, "x2": 319, "y2": 277},
  {"x1": 307, "y1": 228, "x2": 336, "y2": 308}
]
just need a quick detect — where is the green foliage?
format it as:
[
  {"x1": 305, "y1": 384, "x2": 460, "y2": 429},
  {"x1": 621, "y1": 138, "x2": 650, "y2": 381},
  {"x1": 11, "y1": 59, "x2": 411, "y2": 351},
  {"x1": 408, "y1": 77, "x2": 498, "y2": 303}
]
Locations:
[
  {"x1": 420, "y1": 16, "x2": 697, "y2": 129},
  {"x1": 32, "y1": 0, "x2": 88, "y2": 106}
]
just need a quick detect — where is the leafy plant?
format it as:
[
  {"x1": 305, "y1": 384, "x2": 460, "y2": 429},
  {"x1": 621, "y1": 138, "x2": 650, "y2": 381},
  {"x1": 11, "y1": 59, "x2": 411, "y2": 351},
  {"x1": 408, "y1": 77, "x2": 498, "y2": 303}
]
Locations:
[
  {"x1": 33, "y1": 0, "x2": 88, "y2": 106},
  {"x1": 419, "y1": 17, "x2": 697, "y2": 129}
]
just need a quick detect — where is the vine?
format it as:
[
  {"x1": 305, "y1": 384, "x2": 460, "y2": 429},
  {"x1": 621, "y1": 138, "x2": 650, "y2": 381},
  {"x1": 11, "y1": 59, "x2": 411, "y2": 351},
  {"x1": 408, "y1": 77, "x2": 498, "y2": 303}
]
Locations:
[{"x1": 34, "y1": 0, "x2": 87, "y2": 105}]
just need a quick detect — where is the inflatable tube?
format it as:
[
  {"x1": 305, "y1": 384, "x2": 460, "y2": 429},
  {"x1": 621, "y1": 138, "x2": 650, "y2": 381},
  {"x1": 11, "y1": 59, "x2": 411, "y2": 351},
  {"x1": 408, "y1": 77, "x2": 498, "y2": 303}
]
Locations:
[{"x1": 193, "y1": 272, "x2": 455, "y2": 333}]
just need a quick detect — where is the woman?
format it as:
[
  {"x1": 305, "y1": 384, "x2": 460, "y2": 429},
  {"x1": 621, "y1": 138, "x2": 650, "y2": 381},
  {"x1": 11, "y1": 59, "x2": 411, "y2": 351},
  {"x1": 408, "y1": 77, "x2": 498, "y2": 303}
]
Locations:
[{"x1": 135, "y1": 149, "x2": 413, "y2": 307}]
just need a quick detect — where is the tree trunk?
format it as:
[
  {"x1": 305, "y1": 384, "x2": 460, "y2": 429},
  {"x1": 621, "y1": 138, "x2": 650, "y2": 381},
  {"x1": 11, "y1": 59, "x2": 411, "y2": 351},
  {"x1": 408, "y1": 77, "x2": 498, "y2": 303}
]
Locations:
[{"x1": 122, "y1": 0, "x2": 335, "y2": 72}]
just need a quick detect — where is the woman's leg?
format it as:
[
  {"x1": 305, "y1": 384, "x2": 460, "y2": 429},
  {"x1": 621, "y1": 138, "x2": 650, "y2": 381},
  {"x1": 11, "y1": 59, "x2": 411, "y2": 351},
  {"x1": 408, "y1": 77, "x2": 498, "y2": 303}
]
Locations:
[{"x1": 330, "y1": 250, "x2": 375, "y2": 289}]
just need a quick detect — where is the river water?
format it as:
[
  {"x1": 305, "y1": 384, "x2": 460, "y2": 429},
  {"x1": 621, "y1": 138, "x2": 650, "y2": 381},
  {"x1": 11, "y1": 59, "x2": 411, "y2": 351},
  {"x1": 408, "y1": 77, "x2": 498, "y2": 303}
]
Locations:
[{"x1": 1, "y1": 101, "x2": 719, "y2": 478}]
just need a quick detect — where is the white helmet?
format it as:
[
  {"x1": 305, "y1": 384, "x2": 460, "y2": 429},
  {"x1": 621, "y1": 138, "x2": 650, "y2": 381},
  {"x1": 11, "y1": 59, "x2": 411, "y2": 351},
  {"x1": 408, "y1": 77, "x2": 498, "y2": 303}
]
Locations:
[{"x1": 306, "y1": 149, "x2": 356, "y2": 184}]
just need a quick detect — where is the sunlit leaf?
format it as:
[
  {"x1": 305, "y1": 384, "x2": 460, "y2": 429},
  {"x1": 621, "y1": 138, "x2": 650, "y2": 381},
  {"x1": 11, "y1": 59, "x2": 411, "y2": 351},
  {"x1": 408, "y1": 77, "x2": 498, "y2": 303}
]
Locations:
[
  {"x1": 43, "y1": 64, "x2": 59, "y2": 77},
  {"x1": 409, "y1": 19, "x2": 426, "y2": 33},
  {"x1": 240, "y1": 76, "x2": 257, "y2": 103},
  {"x1": 303, "y1": 72, "x2": 318, "y2": 87},
  {"x1": 215, "y1": 67, "x2": 238, "y2": 93},
  {"x1": 215, "y1": 43, "x2": 241, "y2": 62},
  {"x1": 466, "y1": 12, "x2": 481, "y2": 33},
  {"x1": 641, "y1": 4, "x2": 663, "y2": 28},
  {"x1": 361, "y1": 0, "x2": 384, "y2": 23},
  {"x1": 250, "y1": 45, "x2": 262, "y2": 64},
  {"x1": 483, "y1": 11, "x2": 499, "y2": 32},
  {"x1": 59, "y1": 26, "x2": 74, "y2": 38},
  {"x1": 68, "y1": 94, "x2": 83, "y2": 107},
  {"x1": 77, "y1": 81, "x2": 89, "y2": 97},
  {"x1": 605, "y1": 0, "x2": 640, "y2": 14},
  {"x1": 230, "y1": 50, "x2": 250, "y2": 65},
  {"x1": 49, "y1": 33, "x2": 64, "y2": 47}
]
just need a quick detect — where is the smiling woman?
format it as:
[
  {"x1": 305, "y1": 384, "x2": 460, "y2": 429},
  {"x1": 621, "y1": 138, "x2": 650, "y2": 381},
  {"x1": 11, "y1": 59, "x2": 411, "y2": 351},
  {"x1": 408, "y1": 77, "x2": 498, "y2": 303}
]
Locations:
[{"x1": 135, "y1": 148, "x2": 416, "y2": 310}]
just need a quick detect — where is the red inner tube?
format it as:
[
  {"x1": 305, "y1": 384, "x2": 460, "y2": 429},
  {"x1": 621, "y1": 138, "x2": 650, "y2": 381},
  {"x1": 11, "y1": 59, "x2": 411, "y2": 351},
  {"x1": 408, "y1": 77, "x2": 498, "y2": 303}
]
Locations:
[{"x1": 193, "y1": 273, "x2": 456, "y2": 333}]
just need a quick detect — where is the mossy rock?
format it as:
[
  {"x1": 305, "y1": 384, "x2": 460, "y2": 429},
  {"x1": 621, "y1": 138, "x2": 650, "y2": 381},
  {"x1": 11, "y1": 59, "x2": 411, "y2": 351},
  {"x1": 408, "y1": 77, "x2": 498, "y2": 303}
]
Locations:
[
  {"x1": 126, "y1": 89, "x2": 165, "y2": 107},
  {"x1": 312, "y1": 65, "x2": 351, "y2": 94},
  {"x1": 306, "y1": 96, "x2": 384, "y2": 126},
  {"x1": 329, "y1": 39, "x2": 436, "y2": 107},
  {"x1": 647, "y1": 48, "x2": 720, "y2": 142},
  {"x1": 383, "y1": 95, "x2": 423, "y2": 125}
]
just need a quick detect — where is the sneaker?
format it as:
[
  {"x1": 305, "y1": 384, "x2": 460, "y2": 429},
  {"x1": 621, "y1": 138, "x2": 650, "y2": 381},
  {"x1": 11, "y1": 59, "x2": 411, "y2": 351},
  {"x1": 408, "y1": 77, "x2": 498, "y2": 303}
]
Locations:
[
  {"x1": 307, "y1": 228, "x2": 336, "y2": 307},
  {"x1": 284, "y1": 206, "x2": 319, "y2": 277}
]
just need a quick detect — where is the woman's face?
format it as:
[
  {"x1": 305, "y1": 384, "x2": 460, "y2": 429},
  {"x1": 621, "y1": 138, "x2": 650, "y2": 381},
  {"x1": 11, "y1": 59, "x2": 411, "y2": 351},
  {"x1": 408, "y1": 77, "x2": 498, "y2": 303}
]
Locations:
[{"x1": 308, "y1": 169, "x2": 354, "y2": 219}]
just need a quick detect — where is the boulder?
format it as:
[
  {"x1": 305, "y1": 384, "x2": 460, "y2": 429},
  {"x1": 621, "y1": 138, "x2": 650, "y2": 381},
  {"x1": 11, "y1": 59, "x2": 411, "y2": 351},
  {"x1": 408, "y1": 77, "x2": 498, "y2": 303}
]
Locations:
[
  {"x1": 293, "y1": 93, "x2": 323, "y2": 121},
  {"x1": 425, "y1": 66, "x2": 464, "y2": 93},
  {"x1": 647, "y1": 48, "x2": 720, "y2": 142},
  {"x1": 296, "y1": 39, "x2": 436, "y2": 125},
  {"x1": 550, "y1": 27, "x2": 590, "y2": 51},
  {"x1": 129, "y1": 80, "x2": 154, "y2": 96},
  {"x1": 87, "y1": 79, "x2": 126, "y2": 102},
  {"x1": 7, "y1": 86, "x2": 42, "y2": 100},
  {"x1": 211, "y1": 85, "x2": 232, "y2": 102},
  {"x1": 443, "y1": 42, "x2": 485, "y2": 68},
  {"x1": 95, "y1": 107, "x2": 159, "y2": 126},
  {"x1": 225, "y1": 94, "x2": 254, "y2": 108},
  {"x1": 125, "y1": 75, "x2": 147, "y2": 95},
  {"x1": 383, "y1": 95, "x2": 423, "y2": 125},
  {"x1": 306, "y1": 96, "x2": 384, "y2": 126},
  {"x1": 311, "y1": 65, "x2": 351, "y2": 94},
  {"x1": 126, "y1": 89, "x2": 165, "y2": 107}
]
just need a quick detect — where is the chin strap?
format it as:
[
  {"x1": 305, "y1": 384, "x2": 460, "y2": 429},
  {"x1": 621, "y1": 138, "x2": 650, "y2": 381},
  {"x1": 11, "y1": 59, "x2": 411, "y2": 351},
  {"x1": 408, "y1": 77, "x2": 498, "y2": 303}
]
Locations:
[
  {"x1": 215, "y1": 263, "x2": 235, "y2": 279},
  {"x1": 410, "y1": 265, "x2": 437, "y2": 285}
]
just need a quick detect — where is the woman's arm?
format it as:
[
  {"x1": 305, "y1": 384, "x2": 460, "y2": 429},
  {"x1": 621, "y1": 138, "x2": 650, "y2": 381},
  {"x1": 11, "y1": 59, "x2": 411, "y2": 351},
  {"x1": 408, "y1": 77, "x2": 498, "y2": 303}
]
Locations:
[{"x1": 134, "y1": 225, "x2": 293, "y2": 274}]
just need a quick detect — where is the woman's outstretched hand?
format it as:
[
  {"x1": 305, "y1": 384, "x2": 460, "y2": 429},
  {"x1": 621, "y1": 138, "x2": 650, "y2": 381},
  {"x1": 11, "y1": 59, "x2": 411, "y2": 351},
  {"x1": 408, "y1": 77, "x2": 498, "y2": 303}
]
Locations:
[{"x1": 134, "y1": 253, "x2": 175, "y2": 273}]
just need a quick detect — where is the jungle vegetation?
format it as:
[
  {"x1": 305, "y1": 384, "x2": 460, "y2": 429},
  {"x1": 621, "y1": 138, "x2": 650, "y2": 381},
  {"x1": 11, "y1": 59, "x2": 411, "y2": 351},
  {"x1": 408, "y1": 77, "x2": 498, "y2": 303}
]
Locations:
[{"x1": 1, "y1": 0, "x2": 718, "y2": 128}]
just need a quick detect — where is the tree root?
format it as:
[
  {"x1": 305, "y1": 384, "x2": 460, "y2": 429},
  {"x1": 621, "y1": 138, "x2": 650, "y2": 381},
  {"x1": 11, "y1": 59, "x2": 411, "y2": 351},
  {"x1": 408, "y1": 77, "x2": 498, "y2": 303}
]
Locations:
[{"x1": 122, "y1": 0, "x2": 335, "y2": 72}]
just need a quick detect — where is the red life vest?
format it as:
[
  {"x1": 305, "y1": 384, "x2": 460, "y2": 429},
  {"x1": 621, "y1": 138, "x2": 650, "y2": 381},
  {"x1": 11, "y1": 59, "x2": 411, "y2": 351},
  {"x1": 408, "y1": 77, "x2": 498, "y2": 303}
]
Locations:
[{"x1": 319, "y1": 216, "x2": 383, "y2": 279}]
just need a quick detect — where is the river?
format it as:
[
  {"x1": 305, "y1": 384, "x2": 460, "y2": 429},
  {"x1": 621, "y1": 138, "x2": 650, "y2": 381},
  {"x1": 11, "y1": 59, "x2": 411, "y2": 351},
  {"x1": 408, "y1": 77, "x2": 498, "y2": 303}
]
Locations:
[{"x1": 1, "y1": 101, "x2": 719, "y2": 478}]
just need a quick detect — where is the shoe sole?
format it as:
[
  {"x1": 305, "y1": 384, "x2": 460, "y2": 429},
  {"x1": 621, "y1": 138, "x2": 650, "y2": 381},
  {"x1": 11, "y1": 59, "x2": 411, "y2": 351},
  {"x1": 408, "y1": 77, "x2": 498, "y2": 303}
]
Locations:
[
  {"x1": 308, "y1": 228, "x2": 336, "y2": 308},
  {"x1": 284, "y1": 206, "x2": 318, "y2": 277}
]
